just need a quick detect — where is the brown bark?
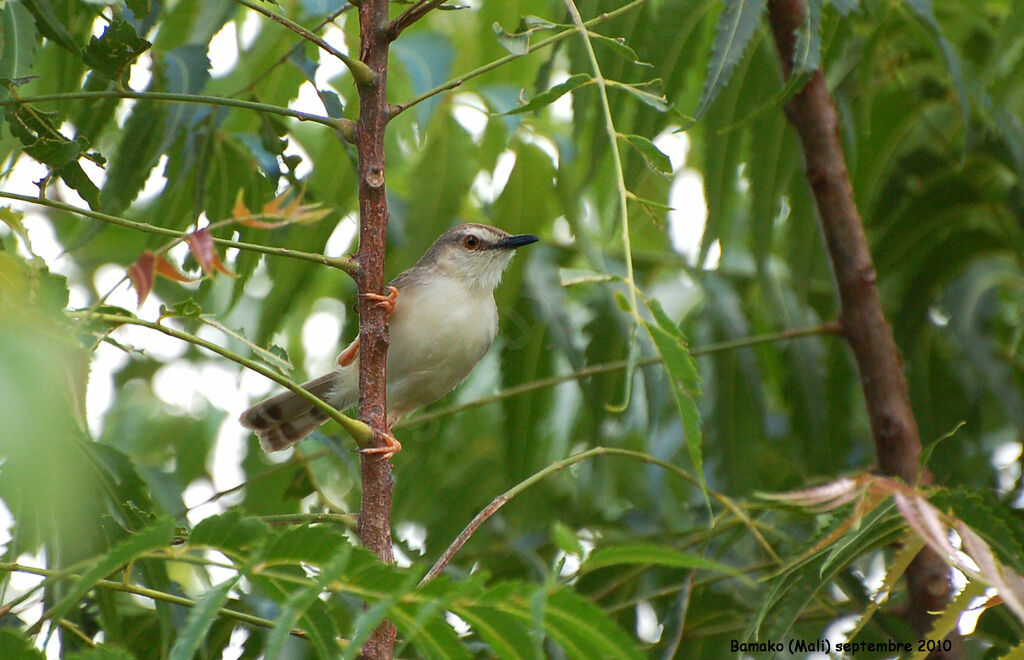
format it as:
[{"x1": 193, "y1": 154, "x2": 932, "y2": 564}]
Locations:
[
  {"x1": 766, "y1": 1, "x2": 959, "y2": 655},
  {"x1": 355, "y1": 0, "x2": 396, "y2": 656}
]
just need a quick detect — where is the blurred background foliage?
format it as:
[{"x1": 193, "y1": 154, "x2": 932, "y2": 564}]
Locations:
[{"x1": 2, "y1": 0, "x2": 1024, "y2": 657}]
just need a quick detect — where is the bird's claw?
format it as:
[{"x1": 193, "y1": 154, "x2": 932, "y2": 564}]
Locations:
[
  {"x1": 359, "y1": 429, "x2": 402, "y2": 460},
  {"x1": 360, "y1": 285, "x2": 399, "y2": 316}
]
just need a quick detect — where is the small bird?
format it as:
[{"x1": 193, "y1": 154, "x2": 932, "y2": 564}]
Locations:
[{"x1": 240, "y1": 223, "x2": 538, "y2": 458}]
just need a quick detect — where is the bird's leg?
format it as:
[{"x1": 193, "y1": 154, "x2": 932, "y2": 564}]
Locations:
[
  {"x1": 360, "y1": 285, "x2": 399, "y2": 316},
  {"x1": 337, "y1": 338, "x2": 360, "y2": 367},
  {"x1": 336, "y1": 286, "x2": 399, "y2": 367}
]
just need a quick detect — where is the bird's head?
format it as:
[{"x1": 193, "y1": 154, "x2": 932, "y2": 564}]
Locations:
[{"x1": 418, "y1": 223, "x2": 538, "y2": 290}]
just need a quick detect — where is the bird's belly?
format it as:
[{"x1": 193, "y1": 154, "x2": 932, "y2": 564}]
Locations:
[{"x1": 384, "y1": 282, "x2": 497, "y2": 417}]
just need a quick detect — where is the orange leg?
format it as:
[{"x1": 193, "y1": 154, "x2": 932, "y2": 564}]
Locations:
[
  {"x1": 361, "y1": 285, "x2": 399, "y2": 316},
  {"x1": 337, "y1": 338, "x2": 359, "y2": 367},
  {"x1": 360, "y1": 427, "x2": 402, "y2": 460}
]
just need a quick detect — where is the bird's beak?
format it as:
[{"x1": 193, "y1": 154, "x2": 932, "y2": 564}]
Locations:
[{"x1": 496, "y1": 234, "x2": 539, "y2": 250}]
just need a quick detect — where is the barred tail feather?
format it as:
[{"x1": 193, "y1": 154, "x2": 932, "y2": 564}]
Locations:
[{"x1": 240, "y1": 373, "x2": 338, "y2": 451}]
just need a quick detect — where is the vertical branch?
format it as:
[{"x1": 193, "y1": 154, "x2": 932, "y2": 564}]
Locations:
[
  {"x1": 355, "y1": 0, "x2": 396, "y2": 656},
  {"x1": 765, "y1": 0, "x2": 959, "y2": 654}
]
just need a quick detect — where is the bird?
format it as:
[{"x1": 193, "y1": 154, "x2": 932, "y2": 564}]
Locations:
[{"x1": 239, "y1": 223, "x2": 538, "y2": 459}]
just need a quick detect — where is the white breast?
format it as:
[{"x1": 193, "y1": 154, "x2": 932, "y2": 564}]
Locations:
[{"x1": 384, "y1": 275, "x2": 498, "y2": 419}]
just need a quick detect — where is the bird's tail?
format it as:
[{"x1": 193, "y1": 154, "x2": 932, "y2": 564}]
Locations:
[{"x1": 239, "y1": 373, "x2": 337, "y2": 452}]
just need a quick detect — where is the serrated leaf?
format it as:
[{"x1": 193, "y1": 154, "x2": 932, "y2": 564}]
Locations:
[
  {"x1": 168, "y1": 576, "x2": 240, "y2": 660},
  {"x1": 620, "y1": 134, "x2": 673, "y2": 174},
  {"x1": 342, "y1": 600, "x2": 394, "y2": 660},
  {"x1": 504, "y1": 74, "x2": 591, "y2": 115},
  {"x1": 694, "y1": 0, "x2": 769, "y2": 119},
  {"x1": 82, "y1": 19, "x2": 151, "y2": 81},
  {"x1": 792, "y1": 0, "x2": 822, "y2": 73},
  {"x1": 159, "y1": 297, "x2": 202, "y2": 319},
  {"x1": 263, "y1": 524, "x2": 350, "y2": 566},
  {"x1": 189, "y1": 511, "x2": 269, "y2": 557},
  {"x1": 20, "y1": 0, "x2": 78, "y2": 53},
  {"x1": 45, "y1": 519, "x2": 175, "y2": 626}
]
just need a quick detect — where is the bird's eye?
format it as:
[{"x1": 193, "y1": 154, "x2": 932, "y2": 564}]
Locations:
[{"x1": 463, "y1": 235, "x2": 480, "y2": 249}]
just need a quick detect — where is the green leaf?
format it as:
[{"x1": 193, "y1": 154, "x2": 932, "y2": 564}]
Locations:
[
  {"x1": 620, "y1": 133, "x2": 673, "y2": 174},
  {"x1": 455, "y1": 601, "x2": 540, "y2": 660},
  {"x1": 20, "y1": 0, "x2": 78, "y2": 53},
  {"x1": 263, "y1": 524, "x2": 351, "y2": 566},
  {"x1": 82, "y1": 19, "x2": 151, "y2": 81},
  {"x1": 609, "y1": 78, "x2": 674, "y2": 113},
  {"x1": 792, "y1": 0, "x2": 822, "y2": 73},
  {"x1": 583, "y1": 544, "x2": 743, "y2": 578},
  {"x1": 188, "y1": 511, "x2": 270, "y2": 557},
  {"x1": 492, "y1": 16, "x2": 558, "y2": 55},
  {"x1": 934, "y1": 488, "x2": 1024, "y2": 574},
  {"x1": 588, "y1": 33, "x2": 651, "y2": 67},
  {"x1": 45, "y1": 518, "x2": 176, "y2": 626},
  {"x1": 543, "y1": 587, "x2": 643, "y2": 659},
  {"x1": 168, "y1": 576, "x2": 240, "y2": 660},
  {"x1": 903, "y1": 0, "x2": 970, "y2": 143},
  {"x1": 551, "y1": 521, "x2": 583, "y2": 556},
  {"x1": 0, "y1": 2, "x2": 38, "y2": 85},
  {"x1": 639, "y1": 298, "x2": 704, "y2": 487},
  {"x1": 264, "y1": 548, "x2": 350, "y2": 659},
  {"x1": 391, "y1": 601, "x2": 471, "y2": 660},
  {"x1": 0, "y1": 629, "x2": 45, "y2": 659},
  {"x1": 504, "y1": 74, "x2": 591, "y2": 115},
  {"x1": 694, "y1": 0, "x2": 769, "y2": 119}
]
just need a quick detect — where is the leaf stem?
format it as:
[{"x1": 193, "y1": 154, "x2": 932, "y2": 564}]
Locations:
[
  {"x1": 0, "y1": 562, "x2": 296, "y2": 635},
  {"x1": 421, "y1": 446, "x2": 779, "y2": 584},
  {"x1": 84, "y1": 312, "x2": 374, "y2": 448},
  {"x1": 0, "y1": 191, "x2": 358, "y2": 277},
  {"x1": 0, "y1": 90, "x2": 349, "y2": 131},
  {"x1": 391, "y1": 0, "x2": 651, "y2": 118},
  {"x1": 233, "y1": 0, "x2": 375, "y2": 86}
]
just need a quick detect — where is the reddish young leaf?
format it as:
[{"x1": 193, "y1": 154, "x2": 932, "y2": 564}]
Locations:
[
  {"x1": 153, "y1": 254, "x2": 196, "y2": 283},
  {"x1": 186, "y1": 227, "x2": 235, "y2": 277},
  {"x1": 127, "y1": 250, "x2": 156, "y2": 306}
]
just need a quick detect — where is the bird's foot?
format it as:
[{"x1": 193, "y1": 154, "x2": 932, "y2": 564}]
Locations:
[
  {"x1": 360, "y1": 285, "x2": 399, "y2": 316},
  {"x1": 360, "y1": 428, "x2": 402, "y2": 460}
]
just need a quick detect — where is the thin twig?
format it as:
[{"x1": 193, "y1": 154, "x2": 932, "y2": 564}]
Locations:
[
  {"x1": 0, "y1": 562, "x2": 302, "y2": 637},
  {"x1": 398, "y1": 322, "x2": 840, "y2": 428},
  {"x1": 0, "y1": 191, "x2": 359, "y2": 277},
  {"x1": 84, "y1": 312, "x2": 373, "y2": 447},
  {"x1": 233, "y1": 0, "x2": 374, "y2": 86},
  {"x1": 391, "y1": 0, "x2": 651, "y2": 119},
  {"x1": 420, "y1": 447, "x2": 777, "y2": 584},
  {"x1": 388, "y1": 0, "x2": 447, "y2": 39},
  {"x1": 0, "y1": 89, "x2": 347, "y2": 130}
]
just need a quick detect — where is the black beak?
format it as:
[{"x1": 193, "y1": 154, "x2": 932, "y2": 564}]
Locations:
[{"x1": 496, "y1": 234, "x2": 539, "y2": 250}]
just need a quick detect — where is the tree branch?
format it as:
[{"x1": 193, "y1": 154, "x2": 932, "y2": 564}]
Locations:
[
  {"x1": 765, "y1": 0, "x2": 959, "y2": 654},
  {"x1": 387, "y1": 0, "x2": 446, "y2": 40},
  {"x1": 354, "y1": 0, "x2": 397, "y2": 655}
]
